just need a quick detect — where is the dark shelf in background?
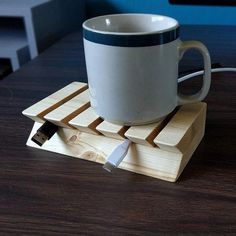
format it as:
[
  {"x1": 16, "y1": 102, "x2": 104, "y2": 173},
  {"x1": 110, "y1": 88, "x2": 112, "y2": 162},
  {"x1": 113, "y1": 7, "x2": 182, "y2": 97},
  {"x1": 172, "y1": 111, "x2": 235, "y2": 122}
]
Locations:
[{"x1": 0, "y1": 59, "x2": 12, "y2": 79}]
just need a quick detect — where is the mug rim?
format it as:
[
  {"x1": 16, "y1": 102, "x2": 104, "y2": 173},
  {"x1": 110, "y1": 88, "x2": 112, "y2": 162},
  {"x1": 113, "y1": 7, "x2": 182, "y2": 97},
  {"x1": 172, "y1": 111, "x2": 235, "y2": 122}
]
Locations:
[{"x1": 83, "y1": 13, "x2": 179, "y2": 36}]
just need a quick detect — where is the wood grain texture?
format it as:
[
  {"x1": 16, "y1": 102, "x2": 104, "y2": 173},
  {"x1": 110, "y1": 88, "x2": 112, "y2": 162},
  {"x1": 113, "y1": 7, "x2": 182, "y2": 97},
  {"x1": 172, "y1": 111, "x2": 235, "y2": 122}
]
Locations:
[
  {"x1": 154, "y1": 103, "x2": 207, "y2": 153},
  {"x1": 22, "y1": 81, "x2": 87, "y2": 122},
  {"x1": 23, "y1": 81, "x2": 206, "y2": 181},
  {"x1": 44, "y1": 89, "x2": 90, "y2": 128},
  {"x1": 96, "y1": 120, "x2": 129, "y2": 140},
  {"x1": 0, "y1": 27, "x2": 236, "y2": 235},
  {"x1": 124, "y1": 120, "x2": 165, "y2": 147},
  {"x1": 69, "y1": 107, "x2": 103, "y2": 134},
  {"x1": 26, "y1": 122, "x2": 189, "y2": 182}
]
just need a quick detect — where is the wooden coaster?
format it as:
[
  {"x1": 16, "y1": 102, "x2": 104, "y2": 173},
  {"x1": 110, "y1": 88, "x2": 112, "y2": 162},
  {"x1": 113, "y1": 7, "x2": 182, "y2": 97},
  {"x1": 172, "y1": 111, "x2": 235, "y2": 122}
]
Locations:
[{"x1": 23, "y1": 82, "x2": 206, "y2": 182}]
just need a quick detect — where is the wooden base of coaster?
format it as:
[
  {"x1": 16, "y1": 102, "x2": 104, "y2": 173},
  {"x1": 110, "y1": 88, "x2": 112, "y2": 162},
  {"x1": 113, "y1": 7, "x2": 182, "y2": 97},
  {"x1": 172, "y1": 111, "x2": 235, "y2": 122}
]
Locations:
[{"x1": 23, "y1": 82, "x2": 206, "y2": 182}]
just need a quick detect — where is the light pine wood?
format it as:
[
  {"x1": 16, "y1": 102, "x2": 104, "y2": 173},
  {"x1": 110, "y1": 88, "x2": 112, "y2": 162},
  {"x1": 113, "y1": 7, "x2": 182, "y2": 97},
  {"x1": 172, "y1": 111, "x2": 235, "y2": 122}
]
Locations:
[
  {"x1": 22, "y1": 82, "x2": 207, "y2": 182},
  {"x1": 27, "y1": 122, "x2": 182, "y2": 182},
  {"x1": 96, "y1": 121, "x2": 129, "y2": 140},
  {"x1": 124, "y1": 120, "x2": 165, "y2": 147},
  {"x1": 154, "y1": 103, "x2": 207, "y2": 154},
  {"x1": 176, "y1": 114, "x2": 206, "y2": 180},
  {"x1": 69, "y1": 107, "x2": 103, "y2": 135},
  {"x1": 22, "y1": 82, "x2": 87, "y2": 122},
  {"x1": 44, "y1": 89, "x2": 90, "y2": 128},
  {"x1": 26, "y1": 117, "x2": 205, "y2": 182}
]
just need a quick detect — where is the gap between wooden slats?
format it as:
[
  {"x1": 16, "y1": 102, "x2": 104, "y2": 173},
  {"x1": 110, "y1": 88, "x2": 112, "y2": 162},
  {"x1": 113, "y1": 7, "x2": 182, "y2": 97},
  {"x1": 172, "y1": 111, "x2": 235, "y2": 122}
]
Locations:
[
  {"x1": 124, "y1": 121, "x2": 164, "y2": 147},
  {"x1": 44, "y1": 89, "x2": 90, "y2": 128},
  {"x1": 123, "y1": 108, "x2": 178, "y2": 147},
  {"x1": 154, "y1": 103, "x2": 206, "y2": 154},
  {"x1": 69, "y1": 107, "x2": 103, "y2": 135},
  {"x1": 96, "y1": 121, "x2": 129, "y2": 140},
  {"x1": 22, "y1": 82, "x2": 88, "y2": 122}
]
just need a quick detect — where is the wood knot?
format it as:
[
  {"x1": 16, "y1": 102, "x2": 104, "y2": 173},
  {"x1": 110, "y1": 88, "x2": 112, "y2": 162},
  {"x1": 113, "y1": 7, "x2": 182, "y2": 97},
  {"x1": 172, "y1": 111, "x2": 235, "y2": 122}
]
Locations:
[
  {"x1": 69, "y1": 135, "x2": 78, "y2": 142},
  {"x1": 79, "y1": 151, "x2": 106, "y2": 163}
]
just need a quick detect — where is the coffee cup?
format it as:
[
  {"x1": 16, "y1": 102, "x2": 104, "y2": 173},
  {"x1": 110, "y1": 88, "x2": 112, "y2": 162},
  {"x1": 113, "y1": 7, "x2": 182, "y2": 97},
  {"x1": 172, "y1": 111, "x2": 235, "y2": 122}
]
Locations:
[{"x1": 83, "y1": 14, "x2": 211, "y2": 125}]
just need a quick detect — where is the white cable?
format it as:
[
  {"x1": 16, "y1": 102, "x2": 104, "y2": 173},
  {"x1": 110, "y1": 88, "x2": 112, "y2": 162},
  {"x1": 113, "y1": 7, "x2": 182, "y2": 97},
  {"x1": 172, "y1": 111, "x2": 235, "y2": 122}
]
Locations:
[
  {"x1": 102, "y1": 67, "x2": 236, "y2": 173},
  {"x1": 103, "y1": 139, "x2": 132, "y2": 172},
  {"x1": 178, "y1": 67, "x2": 236, "y2": 83}
]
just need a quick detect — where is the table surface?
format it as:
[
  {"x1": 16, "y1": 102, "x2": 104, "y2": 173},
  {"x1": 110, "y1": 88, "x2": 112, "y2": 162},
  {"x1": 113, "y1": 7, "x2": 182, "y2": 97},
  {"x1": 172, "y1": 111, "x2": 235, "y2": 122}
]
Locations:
[{"x1": 0, "y1": 26, "x2": 235, "y2": 235}]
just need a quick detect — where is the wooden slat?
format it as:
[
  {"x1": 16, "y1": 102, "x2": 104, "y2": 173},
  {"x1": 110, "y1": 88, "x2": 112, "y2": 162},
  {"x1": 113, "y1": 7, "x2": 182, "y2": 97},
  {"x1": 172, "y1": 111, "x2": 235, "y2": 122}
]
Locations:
[
  {"x1": 124, "y1": 120, "x2": 165, "y2": 147},
  {"x1": 24, "y1": 80, "x2": 207, "y2": 182},
  {"x1": 96, "y1": 121, "x2": 129, "y2": 140},
  {"x1": 154, "y1": 102, "x2": 206, "y2": 154},
  {"x1": 176, "y1": 112, "x2": 206, "y2": 180},
  {"x1": 69, "y1": 107, "x2": 103, "y2": 135},
  {"x1": 27, "y1": 113, "x2": 206, "y2": 182},
  {"x1": 27, "y1": 122, "x2": 183, "y2": 182},
  {"x1": 44, "y1": 89, "x2": 90, "y2": 128},
  {"x1": 22, "y1": 82, "x2": 87, "y2": 122}
]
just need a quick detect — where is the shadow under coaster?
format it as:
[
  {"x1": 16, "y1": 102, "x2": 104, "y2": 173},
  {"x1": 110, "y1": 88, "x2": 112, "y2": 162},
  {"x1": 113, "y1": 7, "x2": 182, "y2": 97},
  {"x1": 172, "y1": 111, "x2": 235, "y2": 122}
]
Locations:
[{"x1": 22, "y1": 82, "x2": 206, "y2": 182}]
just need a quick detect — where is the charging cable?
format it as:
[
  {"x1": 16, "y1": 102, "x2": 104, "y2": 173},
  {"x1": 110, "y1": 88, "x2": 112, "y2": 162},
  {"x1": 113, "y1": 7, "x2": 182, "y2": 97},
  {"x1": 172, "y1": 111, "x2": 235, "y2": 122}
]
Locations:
[
  {"x1": 31, "y1": 121, "x2": 58, "y2": 146},
  {"x1": 103, "y1": 139, "x2": 132, "y2": 172},
  {"x1": 178, "y1": 67, "x2": 236, "y2": 83},
  {"x1": 103, "y1": 67, "x2": 236, "y2": 172}
]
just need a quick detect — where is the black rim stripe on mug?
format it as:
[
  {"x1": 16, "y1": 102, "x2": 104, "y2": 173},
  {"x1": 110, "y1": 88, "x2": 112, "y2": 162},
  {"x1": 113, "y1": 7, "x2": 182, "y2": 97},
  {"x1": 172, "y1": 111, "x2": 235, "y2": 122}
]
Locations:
[{"x1": 83, "y1": 27, "x2": 180, "y2": 47}]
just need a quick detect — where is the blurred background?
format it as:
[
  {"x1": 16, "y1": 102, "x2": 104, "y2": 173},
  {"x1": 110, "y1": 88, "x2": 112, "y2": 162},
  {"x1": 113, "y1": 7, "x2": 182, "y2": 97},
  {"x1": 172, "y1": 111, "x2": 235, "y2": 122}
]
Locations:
[
  {"x1": 87, "y1": 0, "x2": 236, "y2": 25},
  {"x1": 0, "y1": 0, "x2": 235, "y2": 79}
]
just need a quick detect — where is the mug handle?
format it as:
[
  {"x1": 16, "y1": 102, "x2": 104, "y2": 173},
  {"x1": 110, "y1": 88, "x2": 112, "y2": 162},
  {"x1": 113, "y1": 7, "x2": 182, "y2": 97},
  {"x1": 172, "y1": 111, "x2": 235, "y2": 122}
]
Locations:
[{"x1": 178, "y1": 41, "x2": 211, "y2": 105}]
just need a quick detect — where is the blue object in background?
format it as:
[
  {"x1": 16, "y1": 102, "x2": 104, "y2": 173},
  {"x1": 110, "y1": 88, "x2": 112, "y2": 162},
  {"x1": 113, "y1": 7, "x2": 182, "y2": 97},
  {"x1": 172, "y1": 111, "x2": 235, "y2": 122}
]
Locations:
[{"x1": 86, "y1": 0, "x2": 236, "y2": 25}]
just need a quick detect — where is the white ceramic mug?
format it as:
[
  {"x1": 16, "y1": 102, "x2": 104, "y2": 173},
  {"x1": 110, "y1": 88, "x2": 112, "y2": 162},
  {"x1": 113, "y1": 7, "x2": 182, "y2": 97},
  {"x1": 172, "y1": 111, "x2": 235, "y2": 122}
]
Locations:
[{"x1": 83, "y1": 14, "x2": 211, "y2": 125}]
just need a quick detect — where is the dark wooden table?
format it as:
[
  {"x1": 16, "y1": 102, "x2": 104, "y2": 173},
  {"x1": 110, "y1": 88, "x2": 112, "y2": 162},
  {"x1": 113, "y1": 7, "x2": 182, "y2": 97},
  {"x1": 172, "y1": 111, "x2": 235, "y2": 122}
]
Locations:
[{"x1": 0, "y1": 26, "x2": 235, "y2": 235}]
